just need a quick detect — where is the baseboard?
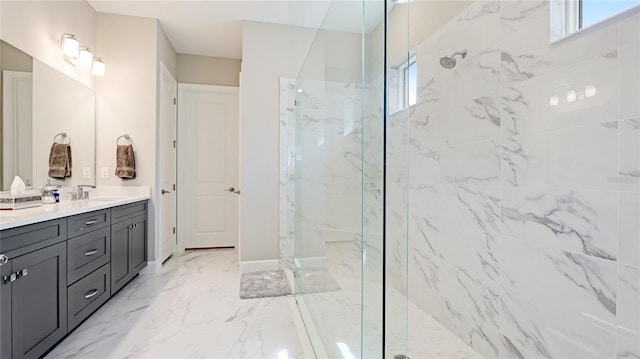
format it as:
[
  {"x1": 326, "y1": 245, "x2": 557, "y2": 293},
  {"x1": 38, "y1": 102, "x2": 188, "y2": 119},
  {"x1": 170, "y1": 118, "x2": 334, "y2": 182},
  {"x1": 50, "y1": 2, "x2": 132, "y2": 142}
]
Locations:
[
  {"x1": 239, "y1": 259, "x2": 279, "y2": 273},
  {"x1": 294, "y1": 256, "x2": 325, "y2": 270},
  {"x1": 139, "y1": 260, "x2": 162, "y2": 275}
]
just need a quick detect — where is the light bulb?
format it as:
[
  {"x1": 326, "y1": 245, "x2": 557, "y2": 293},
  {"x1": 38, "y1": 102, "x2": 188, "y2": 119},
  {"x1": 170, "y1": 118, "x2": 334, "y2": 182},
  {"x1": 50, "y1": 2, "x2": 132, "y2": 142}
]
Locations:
[
  {"x1": 78, "y1": 47, "x2": 93, "y2": 68},
  {"x1": 61, "y1": 34, "x2": 79, "y2": 57},
  {"x1": 92, "y1": 58, "x2": 105, "y2": 77}
]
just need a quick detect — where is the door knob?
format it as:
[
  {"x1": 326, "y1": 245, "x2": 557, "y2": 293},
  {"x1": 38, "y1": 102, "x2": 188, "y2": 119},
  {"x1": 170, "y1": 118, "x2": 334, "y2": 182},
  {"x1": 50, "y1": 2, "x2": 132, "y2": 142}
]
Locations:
[
  {"x1": 225, "y1": 187, "x2": 235, "y2": 192},
  {"x1": 0, "y1": 254, "x2": 7, "y2": 266},
  {"x1": 161, "y1": 189, "x2": 171, "y2": 195}
]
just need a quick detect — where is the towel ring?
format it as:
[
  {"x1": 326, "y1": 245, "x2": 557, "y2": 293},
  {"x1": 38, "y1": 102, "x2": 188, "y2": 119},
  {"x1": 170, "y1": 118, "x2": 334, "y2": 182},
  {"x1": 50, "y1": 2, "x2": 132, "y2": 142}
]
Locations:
[
  {"x1": 53, "y1": 132, "x2": 71, "y2": 144},
  {"x1": 117, "y1": 134, "x2": 133, "y2": 145}
]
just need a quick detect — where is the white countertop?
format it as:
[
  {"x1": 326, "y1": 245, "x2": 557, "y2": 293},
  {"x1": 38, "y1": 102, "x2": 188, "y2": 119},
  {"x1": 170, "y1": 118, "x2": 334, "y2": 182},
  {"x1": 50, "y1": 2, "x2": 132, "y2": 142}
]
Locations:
[{"x1": 0, "y1": 186, "x2": 150, "y2": 231}]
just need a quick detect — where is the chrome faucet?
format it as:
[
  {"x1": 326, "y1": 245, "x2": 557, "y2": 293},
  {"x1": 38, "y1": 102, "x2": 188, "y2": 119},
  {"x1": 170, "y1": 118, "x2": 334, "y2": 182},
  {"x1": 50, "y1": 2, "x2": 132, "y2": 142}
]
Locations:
[{"x1": 75, "y1": 185, "x2": 96, "y2": 200}]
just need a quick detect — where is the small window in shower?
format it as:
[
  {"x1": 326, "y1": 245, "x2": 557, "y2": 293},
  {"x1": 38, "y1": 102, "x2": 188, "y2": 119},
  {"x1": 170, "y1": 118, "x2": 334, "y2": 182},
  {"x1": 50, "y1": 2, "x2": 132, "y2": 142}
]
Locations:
[
  {"x1": 398, "y1": 55, "x2": 416, "y2": 110},
  {"x1": 550, "y1": 0, "x2": 640, "y2": 42}
]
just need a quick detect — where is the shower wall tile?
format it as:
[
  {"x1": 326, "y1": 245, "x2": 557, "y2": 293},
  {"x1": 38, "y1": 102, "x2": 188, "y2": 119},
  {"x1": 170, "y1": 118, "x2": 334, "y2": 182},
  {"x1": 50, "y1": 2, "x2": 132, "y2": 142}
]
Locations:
[
  {"x1": 501, "y1": 188, "x2": 618, "y2": 261},
  {"x1": 499, "y1": 238, "x2": 618, "y2": 358},
  {"x1": 619, "y1": 119, "x2": 640, "y2": 192},
  {"x1": 619, "y1": 193, "x2": 640, "y2": 267},
  {"x1": 617, "y1": 264, "x2": 640, "y2": 359},
  {"x1": 618, "y1": 11, "x2": 640, "y2": 47},
  {"x1": 279, "y1": 79, "x2": 364, "y2": 268},
  {"x1": 618, "y1": 44, "x2": 640, "y2": 121},
  {"x1": 439, "y1": 140, "x2": 501, "y2": 188},
  {"x1": 618, "y1": 264, "x2": 640, "y2": 335},
  {"x1": 618, "y1": 333, "x2": 640, "y2": 359},
  {"x1": 501, "y1": 52, "x2": 619, "y2": 137},
  {"x1": 502, "y1": 122, "x2": 619, "y2": 191}
]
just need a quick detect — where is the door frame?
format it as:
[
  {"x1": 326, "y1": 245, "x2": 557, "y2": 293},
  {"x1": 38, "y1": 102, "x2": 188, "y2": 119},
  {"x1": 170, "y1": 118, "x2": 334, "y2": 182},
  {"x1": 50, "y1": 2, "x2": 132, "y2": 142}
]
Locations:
[
  {"x1": 2, "y1": 70, "x2": 33, "y2": 190},
  {"x1": 176, "y1": 83, "x2": 240, "y2": 252},
  {"x1": 157, "y1": 62, "x2": 178, "y2": 264}
]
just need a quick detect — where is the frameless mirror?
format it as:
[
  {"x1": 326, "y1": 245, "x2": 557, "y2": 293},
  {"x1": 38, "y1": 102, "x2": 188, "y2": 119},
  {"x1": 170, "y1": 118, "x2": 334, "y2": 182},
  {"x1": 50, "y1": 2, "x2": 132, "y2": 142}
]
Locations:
[
  {"x1": 1, "y1": 40, "x2": 95, "y2": 190},
  {"x1": 550, "y1": 0, "x2": 640, "y2": 42}
]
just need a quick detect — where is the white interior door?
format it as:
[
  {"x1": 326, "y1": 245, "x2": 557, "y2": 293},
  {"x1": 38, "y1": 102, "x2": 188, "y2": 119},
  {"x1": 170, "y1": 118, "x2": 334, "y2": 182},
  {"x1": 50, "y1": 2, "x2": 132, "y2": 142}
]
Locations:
[
  {"x1": 159, "y1": 63, "x2": 177, "y2": 262},
  {"x1": 177, "y1": 84, "x2": 239, "y2": 249},
  {"x1": 2, "y1": 71, "x2": 32, "y2": 190}
]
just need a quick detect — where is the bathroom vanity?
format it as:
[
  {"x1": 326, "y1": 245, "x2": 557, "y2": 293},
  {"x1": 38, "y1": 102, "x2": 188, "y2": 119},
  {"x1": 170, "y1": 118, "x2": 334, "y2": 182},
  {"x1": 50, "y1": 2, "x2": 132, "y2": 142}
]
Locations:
[{"x1": 0, "y1": 193, "x2": 149, "y2": 359}]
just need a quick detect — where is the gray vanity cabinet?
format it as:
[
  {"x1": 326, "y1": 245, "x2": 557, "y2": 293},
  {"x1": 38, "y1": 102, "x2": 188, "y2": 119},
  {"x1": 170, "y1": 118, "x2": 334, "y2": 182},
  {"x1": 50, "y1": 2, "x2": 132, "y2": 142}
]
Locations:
[
  {"x1": 0, "y1": 219, "x2": 68, "y2": 359},
  {"x1": 10, "y1": 242, "x2": 67, "y2": 359},
  {"x1": 110, "y1": 203, "x2": 147, "y2": 295},
  {"x1": 0, "y1": 200, "x2": 148, "y2": 358}
]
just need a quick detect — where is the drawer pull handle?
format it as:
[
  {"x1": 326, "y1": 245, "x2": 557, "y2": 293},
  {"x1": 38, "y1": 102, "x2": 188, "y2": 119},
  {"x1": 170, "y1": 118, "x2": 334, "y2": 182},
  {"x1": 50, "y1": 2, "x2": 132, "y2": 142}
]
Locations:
[
  {"x1": 84, "y1": 289, "x2": 99, "y2": 299},
  {"x1": 85, "y1": 219, "x2": 99, "y2": 225},
  {"x1": 85, "y1": 249, "x2": 99, "y2": 256}
]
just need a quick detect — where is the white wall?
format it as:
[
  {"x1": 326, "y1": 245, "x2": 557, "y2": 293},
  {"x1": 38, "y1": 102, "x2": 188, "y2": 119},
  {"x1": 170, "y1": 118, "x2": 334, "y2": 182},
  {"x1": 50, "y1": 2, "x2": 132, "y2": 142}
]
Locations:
[
  {"x1": 0, "y1": 0, "x2": 96, "y2": 88},
  {"x1": 177, "y1": 54, "x2": 240, "y2": 87},
  {"x1": 95, "y1": 13, "x2": 177, "y2": 265},
  {"x1": 240, "y1": 21, "x2": 316, "y2": 264}
]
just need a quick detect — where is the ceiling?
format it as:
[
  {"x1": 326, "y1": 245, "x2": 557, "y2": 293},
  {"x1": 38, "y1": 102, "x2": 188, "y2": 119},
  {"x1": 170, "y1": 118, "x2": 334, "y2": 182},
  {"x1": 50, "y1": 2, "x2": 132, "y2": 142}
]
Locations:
[{"x1": 88, "y1": 0, "x2": 385, "y2": 60}]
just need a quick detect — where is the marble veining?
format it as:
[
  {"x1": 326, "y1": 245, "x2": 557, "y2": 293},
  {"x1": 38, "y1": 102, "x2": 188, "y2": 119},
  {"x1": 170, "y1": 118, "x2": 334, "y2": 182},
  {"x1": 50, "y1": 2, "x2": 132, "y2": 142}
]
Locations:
[{"x1": 401, "y1": 0, "x2": 640, "y2": 358}]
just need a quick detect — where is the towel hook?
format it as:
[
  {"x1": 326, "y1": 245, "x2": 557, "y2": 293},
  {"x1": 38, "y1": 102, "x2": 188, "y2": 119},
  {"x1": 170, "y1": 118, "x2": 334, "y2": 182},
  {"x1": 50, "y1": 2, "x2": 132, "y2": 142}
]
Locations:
[
  {"x1": 116, "y1": 134, "x2": 133, "y2": 145},
  {"x1": 53, "y1": 132, "x2": 71, "y2": 144}
]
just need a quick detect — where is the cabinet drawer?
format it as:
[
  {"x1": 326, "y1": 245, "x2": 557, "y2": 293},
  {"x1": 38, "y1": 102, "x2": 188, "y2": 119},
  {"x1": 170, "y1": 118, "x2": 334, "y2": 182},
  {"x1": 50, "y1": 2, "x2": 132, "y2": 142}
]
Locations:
[
  {"x1": 0, "y1": 219, "x2": 66, "y2": 257},
  {"x1": 67, "y1": 209, "x2": 110, "y2": 238},
  {"x1": 67, "y1": 227, "x2": 111, "y2": 284},
  {"x1": 67, "y1": 263, "x2": 110, "y2": 332},
  {"x1": 111, "y1": 201, "x2": 147, "y2": 224}
]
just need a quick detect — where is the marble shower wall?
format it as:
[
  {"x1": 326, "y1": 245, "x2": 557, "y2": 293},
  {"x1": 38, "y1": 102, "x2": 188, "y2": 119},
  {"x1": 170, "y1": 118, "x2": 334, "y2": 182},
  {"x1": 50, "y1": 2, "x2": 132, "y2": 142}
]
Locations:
[
  {"x1": 279, "y1": 78, "x2": 364, "y2": 270},
  {"x1": 404, "y1": 1, "x2": 640, "y2": 358}
]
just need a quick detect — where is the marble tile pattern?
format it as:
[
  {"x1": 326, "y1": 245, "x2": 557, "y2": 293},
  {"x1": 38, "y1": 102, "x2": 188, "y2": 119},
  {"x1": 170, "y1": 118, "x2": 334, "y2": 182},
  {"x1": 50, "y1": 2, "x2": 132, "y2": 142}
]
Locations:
[
  {"x1": 45, "y1": 249, "x2": 306, "y2": 359},
  {"x1": 278, "y1": 78, "x2": 364, "y2": 270},
  {"x1": 403, "y1": 1, "x2": 640, "y2": 358}
]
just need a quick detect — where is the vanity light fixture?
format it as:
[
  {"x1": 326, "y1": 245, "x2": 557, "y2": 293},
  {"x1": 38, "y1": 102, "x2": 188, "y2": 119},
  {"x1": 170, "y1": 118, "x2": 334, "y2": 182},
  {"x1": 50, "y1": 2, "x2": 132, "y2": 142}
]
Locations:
[
  {"x1": 78, "y1": 47, "x2": 93, "y2": 68},
  {"x1": 60, "y1": 33, "x2": 79, "y2": 57},
  {"x1": 59, "y1": 33, "x2": 106, "y2": 76},
  {"x1": 92, "y1": 58, "x2": 105, "y2": 77}
]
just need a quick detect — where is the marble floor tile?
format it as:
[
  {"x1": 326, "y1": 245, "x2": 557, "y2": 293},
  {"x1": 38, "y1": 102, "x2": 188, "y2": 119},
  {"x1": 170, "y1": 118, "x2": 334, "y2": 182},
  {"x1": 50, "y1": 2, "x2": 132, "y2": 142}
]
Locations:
[{"x1": 45, "y1": 249, "x2": 307, "y2": 359}]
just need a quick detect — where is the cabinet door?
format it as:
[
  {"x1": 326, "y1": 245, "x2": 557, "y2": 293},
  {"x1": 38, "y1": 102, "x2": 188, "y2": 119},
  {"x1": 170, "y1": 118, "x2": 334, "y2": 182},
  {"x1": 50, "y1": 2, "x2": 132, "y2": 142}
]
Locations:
[
  {"x1": 110, "y1": 219, "x2": 132, "y2": 295},
  {"x1": 130, "y1": 215, "x2": 147, "y2": 274},
  {"x1": 11, "y1": 242, "x2": 67, "y2": 359},
  {"x1": 0, "y1": 258, "x2": 12, "y2": 359}
]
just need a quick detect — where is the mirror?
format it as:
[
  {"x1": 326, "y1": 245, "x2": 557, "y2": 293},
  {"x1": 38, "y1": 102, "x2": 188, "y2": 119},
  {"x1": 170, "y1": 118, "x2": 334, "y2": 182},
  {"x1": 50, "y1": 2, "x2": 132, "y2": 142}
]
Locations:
[
  {"x1": 1, "y1": 40, "x2": 95, "y2": 191},
  {"x1": 550, "y1": 0, "x2": 640, "y2": 42}
]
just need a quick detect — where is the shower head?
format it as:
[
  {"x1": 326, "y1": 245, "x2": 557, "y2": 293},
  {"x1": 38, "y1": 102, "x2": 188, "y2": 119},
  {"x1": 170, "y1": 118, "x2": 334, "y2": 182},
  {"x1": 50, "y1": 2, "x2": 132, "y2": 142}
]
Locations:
[{"x1": 439, "y1": 50, "x2": 467, "y2": 69}]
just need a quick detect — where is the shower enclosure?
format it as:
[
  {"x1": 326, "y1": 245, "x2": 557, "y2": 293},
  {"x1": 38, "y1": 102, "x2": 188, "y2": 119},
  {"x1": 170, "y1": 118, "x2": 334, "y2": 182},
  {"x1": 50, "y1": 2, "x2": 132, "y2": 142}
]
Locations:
[{"x1": 283, "y1": 0, "x2": 640, "y2": 358}]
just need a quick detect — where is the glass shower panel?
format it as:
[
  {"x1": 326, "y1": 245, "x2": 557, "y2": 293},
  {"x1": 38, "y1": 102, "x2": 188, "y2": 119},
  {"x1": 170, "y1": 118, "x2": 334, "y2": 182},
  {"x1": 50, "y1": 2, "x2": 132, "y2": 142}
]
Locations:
[
  {"x1": 286, "y1": 0, "x2": 387, "y2": 357},
  {"x1": 384, "y1": 0, "x2": 411, "y2": 358}
]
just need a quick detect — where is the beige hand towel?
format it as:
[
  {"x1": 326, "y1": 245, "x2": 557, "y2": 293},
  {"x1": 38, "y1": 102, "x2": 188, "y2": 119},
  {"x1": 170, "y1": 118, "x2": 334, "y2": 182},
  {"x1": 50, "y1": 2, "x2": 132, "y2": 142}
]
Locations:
[
  {"x1": 48, "y1": 143, "x2": 72, "y2": 178},
  {"x1": 115, "y1": 144, "x2": 136, "y2": 179}
]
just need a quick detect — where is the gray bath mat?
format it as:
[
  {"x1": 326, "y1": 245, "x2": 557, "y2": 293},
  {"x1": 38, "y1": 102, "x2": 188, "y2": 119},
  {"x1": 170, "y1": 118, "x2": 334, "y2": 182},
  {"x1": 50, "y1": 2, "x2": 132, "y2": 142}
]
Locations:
[
  {"x1": 294, "y1": 269, "x2": 341, "y2": 294},
  {"x1": 239, "y1": 270, "x2": 292, "y2": 299}
]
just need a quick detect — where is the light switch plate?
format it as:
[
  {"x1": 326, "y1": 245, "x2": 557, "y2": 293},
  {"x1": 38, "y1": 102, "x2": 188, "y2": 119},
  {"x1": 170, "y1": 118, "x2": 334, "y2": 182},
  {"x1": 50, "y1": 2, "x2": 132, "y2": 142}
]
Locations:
[
  {"x1": 101, "y1": 167, "x2": 109, "y2": 179},
  {"x1": 82, "y1": 167, "x2": 91, "y2": 179}
]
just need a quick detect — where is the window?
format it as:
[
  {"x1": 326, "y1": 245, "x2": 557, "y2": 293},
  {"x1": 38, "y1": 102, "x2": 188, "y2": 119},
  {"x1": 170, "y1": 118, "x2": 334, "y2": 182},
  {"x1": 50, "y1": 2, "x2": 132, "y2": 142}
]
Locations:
[
  {"x1": 581, "y1": 0, "x2": 640, "y2": 28},
  {"x1": 398, "y1": 55, "x2": 416, "y2": 110},
  {"x1": 551, "y1": 0, "x2": 640, "y2": 41}
]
